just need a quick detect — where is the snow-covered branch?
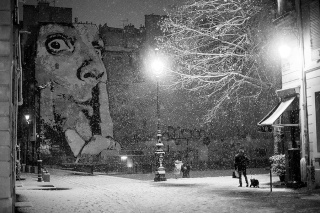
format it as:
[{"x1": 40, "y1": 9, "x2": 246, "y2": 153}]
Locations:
[{"x1": 157, "y1": 0, "x2": 279, "y2": 122}]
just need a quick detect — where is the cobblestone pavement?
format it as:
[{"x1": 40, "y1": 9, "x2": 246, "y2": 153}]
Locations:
[{"x1": 15, "y1": 169, "x2": 320, "y2": 213}]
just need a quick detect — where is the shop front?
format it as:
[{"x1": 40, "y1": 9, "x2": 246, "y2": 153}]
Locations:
[{"x1": 258, "y1": 87, "x2": 302, "y2": 185}]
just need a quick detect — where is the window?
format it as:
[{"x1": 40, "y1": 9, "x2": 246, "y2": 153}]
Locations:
[
  {"x1": 310, "y1": 1, "x2": 320, "y2": 50},
  {"x1": 276, "y1": 0, "x2": 295, "y2": 16},
  {"x1": 310, "y1": 0, "x2": 320, "y2": 61}
]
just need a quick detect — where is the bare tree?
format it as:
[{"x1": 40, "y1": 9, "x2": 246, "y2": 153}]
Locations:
[{"x1": 157, "y1": 0, "x2": 280, "y2": 123}]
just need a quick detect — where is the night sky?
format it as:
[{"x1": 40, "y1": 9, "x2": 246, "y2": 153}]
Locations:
[{"x1": 21, "y1": 0, "x2": 181, "y2": 28}]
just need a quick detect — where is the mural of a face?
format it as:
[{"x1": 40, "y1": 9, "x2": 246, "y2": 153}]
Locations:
[{"x1": 36, "y1": 23, "x2": 120, "y2": 161}]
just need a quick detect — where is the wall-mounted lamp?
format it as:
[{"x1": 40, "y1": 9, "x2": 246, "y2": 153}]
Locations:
[
  {"x1": 25, "y1": 114, "x2": 30, "y2": 124},
  {"x1": 121, "y1": 156, "x2": 128, "y2": 161},
  {"x1": 278, "y1": 44, "x2": 292, "y2": 59}
]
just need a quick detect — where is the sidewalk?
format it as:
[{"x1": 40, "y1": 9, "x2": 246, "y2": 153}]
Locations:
[
  {"x1": 15, "y1": 167, "x2": 320, "y2": 213},
  {"x1": 16, "y1": 167, "x2": 319, "y2": 192}
]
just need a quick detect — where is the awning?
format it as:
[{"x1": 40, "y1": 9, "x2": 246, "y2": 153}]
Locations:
[
  {"x1": 258, "y1": 97, "x2": 296, "y2": 126},
  {"x1": 276, "y1": 86, "x2": 300, "y2": 99}
]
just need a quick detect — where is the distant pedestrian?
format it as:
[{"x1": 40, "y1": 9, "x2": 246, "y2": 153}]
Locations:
[
  {"x1": 182, "y1": 162, "x2": 191, "y2": 178},
  {"x1": 234, "y1": 148, "x2": 249, "y2": 187},
  {"x1": 134, "y1": 162, "x2": 139, "y2": 173},
  {"x1": 174, "y1": 160, "x2": 183, "y2": 179}
]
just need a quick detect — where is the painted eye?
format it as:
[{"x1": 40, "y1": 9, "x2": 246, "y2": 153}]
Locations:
[
  {"x1": 45, "y1": 33, "x2": 75, "y2": 55},
  {"x1": 48, "y1": 39, "x2": 66, "y2": 51}
]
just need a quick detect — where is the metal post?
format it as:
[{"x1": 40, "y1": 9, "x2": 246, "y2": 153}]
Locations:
[
  {"x1": 26, "y1": 123, "x2": 29, "y2": 166},
  {"x1": 23, "y1": 135, "x2": 27, "y2": 166},
  {"x1": 37, "y1": 159, "x2": 43, "y2": 182},
  {"x1": 186, "y1": 139, "x2": 189, "y2": 161},
  {"x1": 270, "y1": 167, "x2": 272, "y2": 192},
  {"x1": 37, "y1": 87, "x2": 43, "y2": 181},
  {"x1": 154, "y1": 77, "x2": 166, "y2": 182},
  {"x1": 157, "y1": 80, "x2": 160, "y2": 132},
  {"x1": 36, "y1": 83, "x2": 51, "y2": 181}
]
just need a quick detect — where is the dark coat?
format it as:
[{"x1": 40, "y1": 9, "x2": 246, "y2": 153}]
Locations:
[
  {"x1": 181, "y1": 164, "x2": 191, "y2": 178},
  {"x1": 234, "y1": 154, "x2": 249, "y2": 171}
]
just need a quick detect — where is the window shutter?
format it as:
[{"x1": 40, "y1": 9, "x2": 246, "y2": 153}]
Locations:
[
  {"x1": 310, "y1": 1, "x2": 320, "y2": 49},
  {"x1": 310, "y1": 0, "x2": 320, "y2": 60}
]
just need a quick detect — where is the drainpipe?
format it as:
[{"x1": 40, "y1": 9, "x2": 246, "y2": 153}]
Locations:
[
  {"x1": 295, "y1": 0, "x2": 312, "y2": 188},
  {"x1": 295, "y1": 0, "x2": 309, "y2": 164}
]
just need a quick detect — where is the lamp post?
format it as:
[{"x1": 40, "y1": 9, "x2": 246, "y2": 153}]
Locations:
[
  {"x1": 151, "y1": 48, "x2": 166, "y2": 182},
  {"x1": 36, "y1": 82, "x2": 51, "y2": 182},
  {"x1": 24, "y1": 114, "x2": 30, "y2": 168},
  {"x1": 36, "y1": 86, "x2": 43, "y2": 182}
]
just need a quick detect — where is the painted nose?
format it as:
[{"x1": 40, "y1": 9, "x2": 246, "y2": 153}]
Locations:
[
  {"x1": 77, "y1": 59, "x2": 107, "y2": 83},
  {"x1": 76, "y1": 39, "x2": 108, "y2": 83}
]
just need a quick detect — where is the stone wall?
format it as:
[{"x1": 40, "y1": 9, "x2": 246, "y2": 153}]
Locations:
[{"x1": 0, "y1": 0, "x2": 15, "y2": 212}]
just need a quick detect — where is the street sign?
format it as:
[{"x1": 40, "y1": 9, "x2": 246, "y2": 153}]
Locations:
[{"x1": 257, "y1": 125, "x2": 273, "y2": 132}]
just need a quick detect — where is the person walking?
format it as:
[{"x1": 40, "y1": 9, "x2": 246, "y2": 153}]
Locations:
[
  {"x1": 174, "y1": 160, "x2": 183, "y2": 179},
  {"x1": 234, "y1": 148, "x2": 249, "y2": 187},
  {"x1": 182, "y1": 162, "x2": 191, "y2": 178}
]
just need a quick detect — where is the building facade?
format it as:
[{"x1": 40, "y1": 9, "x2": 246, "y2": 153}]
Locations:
[
  {"x1": 258, "y1": 0, "x2": 320, "y2": 187},
  {"x1": 301, "y1": 0, "x2": 320, "y2": 187},
  {"x1": 0, "y1": 0, "x2": 19, "y2": 212},
  {"x1": 18, "y1": 0, "x2": 73, "y2": 169}
]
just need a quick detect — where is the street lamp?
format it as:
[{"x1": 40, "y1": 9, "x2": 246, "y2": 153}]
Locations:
[
  {"x1": 25, "y1": 114, "x2": 30, "y2": 124},
  {"x1": 151, "y1": 48, "x2": 166, "y2": 182},
  {"x1": 278, "y1": 44, "x2": 291, "y2": 59},
  {"x1": 24, "y1": 114, "x2": 30, "y2": 168},
  {"x1": 36, "y1": 82, "x2": 51, "y2": 182}
]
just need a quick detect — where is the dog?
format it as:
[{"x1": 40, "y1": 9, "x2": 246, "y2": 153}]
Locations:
[{"x1": 250, "y1": 178, "x2": 259, "y2": 188}]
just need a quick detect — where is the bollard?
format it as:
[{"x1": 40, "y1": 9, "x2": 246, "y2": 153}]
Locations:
[
  {"x1": 27, "y1": 165, "x2": 32, "y2": 173},
  {"x1": 265, "y1": 166, "x2": 272, "y2": 192},
  {"x1": 37, "y1": 160, "x2": 43, "y2": 182},
  {"x1": 43, "y1": 172, "x2": 50, "y2": 182},
  {"x1": 21, "y1": 164, "x2": 26, "y2": 173},
  {"x1": 270, "y1": 168, "x2": 272, "y2": 192}
]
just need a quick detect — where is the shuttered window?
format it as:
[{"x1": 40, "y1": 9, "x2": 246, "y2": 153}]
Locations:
[{"x1": 310, "y1": 1, "x2": 320, "y2": 50}]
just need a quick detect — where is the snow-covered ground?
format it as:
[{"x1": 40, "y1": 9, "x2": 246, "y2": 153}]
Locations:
[{"x1": 16, "y1": 168, "x2": 320, "y2": 213}]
